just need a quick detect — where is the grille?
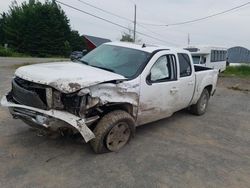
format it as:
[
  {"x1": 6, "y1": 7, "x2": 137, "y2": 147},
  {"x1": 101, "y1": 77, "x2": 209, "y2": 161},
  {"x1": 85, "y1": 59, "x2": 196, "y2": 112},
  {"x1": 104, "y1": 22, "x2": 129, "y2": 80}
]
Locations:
[{"x1": 12, "y1": 77, "x2": 48, "y2": 110}]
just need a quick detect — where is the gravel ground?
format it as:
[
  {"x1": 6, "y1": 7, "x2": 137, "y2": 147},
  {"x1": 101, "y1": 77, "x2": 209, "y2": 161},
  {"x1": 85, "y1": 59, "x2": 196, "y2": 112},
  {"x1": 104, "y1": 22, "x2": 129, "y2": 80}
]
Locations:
[{"x1": 0, "y1": 58, "x2": 249, "y2": 188}]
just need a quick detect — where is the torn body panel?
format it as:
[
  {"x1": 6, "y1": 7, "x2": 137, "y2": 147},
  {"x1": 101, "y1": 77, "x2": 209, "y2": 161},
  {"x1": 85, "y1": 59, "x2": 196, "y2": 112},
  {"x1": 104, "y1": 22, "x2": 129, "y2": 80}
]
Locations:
[
  {"x1": 89, "y1": 82, "x2": 140, "y2": 106},
  {"x1": 87, "y1": 79, "x2": 140, "y2": 118}
]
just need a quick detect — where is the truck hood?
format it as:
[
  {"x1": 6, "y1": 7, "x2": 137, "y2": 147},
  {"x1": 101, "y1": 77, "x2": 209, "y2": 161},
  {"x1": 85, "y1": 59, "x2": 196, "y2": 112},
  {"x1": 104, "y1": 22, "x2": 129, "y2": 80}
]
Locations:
[{"x1": 15, "y1": 62, "x2": 126, "y2": 93}]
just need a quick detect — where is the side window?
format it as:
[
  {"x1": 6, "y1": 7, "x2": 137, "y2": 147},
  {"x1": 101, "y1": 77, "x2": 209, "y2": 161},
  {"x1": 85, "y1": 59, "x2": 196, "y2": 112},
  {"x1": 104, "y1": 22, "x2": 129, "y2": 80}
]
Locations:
[
  {"x1": 150, "y1": 55, "x2": 176, "y2": 82},
  {"x1": 211, "y1": 50, "x2": 215, "y2": 62},
  {"x1": 201, "y1": 56, "x2": 206, "y2": 64},
  {"x1": 178, "y1": 53, "x2": 192, "y2": 77},
  {"x1": 211, "y1": 50, "x2": 227, "y2": 62}
]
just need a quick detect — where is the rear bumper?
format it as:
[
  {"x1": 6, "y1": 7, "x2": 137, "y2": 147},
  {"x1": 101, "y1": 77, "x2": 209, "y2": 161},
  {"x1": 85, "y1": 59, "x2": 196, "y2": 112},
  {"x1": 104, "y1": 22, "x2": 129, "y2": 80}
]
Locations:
[{"x1": 1, "y1": 94, "x2": 95, "y2": 142}]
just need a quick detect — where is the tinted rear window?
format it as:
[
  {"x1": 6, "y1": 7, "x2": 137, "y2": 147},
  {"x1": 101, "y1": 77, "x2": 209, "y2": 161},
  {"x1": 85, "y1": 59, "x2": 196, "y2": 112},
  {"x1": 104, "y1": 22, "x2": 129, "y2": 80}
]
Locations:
[{"x1": 178, "y1": 53, "x2": 192, "y2": 77}]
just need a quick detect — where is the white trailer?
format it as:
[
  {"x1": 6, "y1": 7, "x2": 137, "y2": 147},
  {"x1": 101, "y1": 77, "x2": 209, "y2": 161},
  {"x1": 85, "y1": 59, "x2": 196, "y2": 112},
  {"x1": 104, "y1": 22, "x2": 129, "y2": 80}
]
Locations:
[{"x1": 185, "y1": 46, "x2": 227, "y2": 72}]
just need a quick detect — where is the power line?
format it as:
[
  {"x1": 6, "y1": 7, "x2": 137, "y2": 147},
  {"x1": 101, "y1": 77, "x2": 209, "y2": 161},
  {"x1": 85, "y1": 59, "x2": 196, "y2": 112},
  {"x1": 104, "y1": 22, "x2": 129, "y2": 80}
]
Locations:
[
  {"x1": 76, "y1": 0, "x2": 177, "y2": 45},
  {"x1": 56, "y1": 0, "x2": 129, "y2": 30},
  {"x1": 78, "y1": 0, "x2": 176, "y2": 43},
  {"x1": 55, "y1": 0, "x2": 177, "y2": 45},
  {"x1": 77, "y1": 0, "x2": 133, "y2": 23},
  {"x1": 126, "y1": 0, "x2": 136, "y2": 6},
  {"x1": 137, "y1": 23, "x2": 177, "y2": 45},
  {"x1": 74, "y1": 0, "x2": 250, "y2": 29},
  {"x1": 139, "y1": 2, "x2": 250, "y2": 27}
]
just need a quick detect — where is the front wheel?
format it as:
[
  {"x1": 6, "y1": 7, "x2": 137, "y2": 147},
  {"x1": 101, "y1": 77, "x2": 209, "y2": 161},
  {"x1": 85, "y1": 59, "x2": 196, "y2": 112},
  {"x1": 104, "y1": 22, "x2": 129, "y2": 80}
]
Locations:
[
  {"x1": 190, "y1": 89, "x2": 210, "y2": 116},
  {"x1": 90, "y1": 110, "x2": 135, "y2": 154}
]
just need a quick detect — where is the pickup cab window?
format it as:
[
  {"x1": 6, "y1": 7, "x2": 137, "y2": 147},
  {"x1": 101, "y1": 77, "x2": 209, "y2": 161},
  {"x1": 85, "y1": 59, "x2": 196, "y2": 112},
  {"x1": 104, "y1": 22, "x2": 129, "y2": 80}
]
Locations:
[
  {"x1": 178, "y1": 53, "x2": 192, "y2": 77},
  {"x1": 150, "y1": 55, "x2": 177, "y2": 82}
]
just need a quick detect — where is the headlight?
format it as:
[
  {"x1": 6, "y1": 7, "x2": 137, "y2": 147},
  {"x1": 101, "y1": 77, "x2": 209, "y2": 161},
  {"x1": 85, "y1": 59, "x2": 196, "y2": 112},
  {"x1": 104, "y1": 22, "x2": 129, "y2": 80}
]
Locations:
[
  {"x1": 86, "y1": 96, "x2": 100, "y2": 109},
  {"x1": 45, "y1": 88, "x2": 53, "y2": 108},
  {"x1": 53, "y1": 90, "x2": 64, "y2": 109}
]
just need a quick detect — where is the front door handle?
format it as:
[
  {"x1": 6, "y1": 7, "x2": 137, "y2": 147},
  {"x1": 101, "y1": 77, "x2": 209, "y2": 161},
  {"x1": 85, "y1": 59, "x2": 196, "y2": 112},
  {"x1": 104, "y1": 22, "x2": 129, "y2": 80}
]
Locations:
[{"x1": 170, "y1": 87, "x2": 178, "y2": 94}]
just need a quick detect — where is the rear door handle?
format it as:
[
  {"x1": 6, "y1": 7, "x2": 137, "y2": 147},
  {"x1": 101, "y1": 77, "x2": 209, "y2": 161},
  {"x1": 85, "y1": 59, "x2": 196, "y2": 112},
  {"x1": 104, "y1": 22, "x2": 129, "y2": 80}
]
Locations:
[{"x1": 188, "y1": 81, "x2": 194, "y2": 85}]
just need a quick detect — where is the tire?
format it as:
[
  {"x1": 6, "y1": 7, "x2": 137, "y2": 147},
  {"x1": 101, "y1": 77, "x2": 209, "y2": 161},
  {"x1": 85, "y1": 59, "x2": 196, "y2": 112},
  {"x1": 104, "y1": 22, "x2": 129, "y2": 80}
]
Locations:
[
  {"x1": 190, "y1": 89, "x2": 210, "y2": 116},
  {"x1": 90, "y1": 110, "x2": 135, "y2": 154}
]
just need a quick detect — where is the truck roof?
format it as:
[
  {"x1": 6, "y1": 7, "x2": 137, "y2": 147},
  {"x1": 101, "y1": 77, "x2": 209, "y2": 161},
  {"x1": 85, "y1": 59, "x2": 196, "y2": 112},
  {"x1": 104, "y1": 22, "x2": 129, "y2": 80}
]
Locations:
[{"x1": 105, "y1": 41, "x2": 188, "y2": 54}]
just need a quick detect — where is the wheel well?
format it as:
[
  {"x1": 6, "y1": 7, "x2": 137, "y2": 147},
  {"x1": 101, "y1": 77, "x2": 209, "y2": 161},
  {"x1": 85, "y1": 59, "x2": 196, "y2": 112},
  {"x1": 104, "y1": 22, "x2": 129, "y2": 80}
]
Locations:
[
  {"x1": 204, "y1": 85, "x2": 213, "y2": 96},
  {"x1": 102, "y1": 103, "x2": 134, "y2": 117}
]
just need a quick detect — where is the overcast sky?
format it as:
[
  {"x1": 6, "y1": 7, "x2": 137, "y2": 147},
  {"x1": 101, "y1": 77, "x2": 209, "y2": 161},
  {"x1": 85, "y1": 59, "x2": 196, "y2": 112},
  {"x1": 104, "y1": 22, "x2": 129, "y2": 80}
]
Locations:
[{"x1": 1, "y1": 0, "x2": 250, "y2": 48}]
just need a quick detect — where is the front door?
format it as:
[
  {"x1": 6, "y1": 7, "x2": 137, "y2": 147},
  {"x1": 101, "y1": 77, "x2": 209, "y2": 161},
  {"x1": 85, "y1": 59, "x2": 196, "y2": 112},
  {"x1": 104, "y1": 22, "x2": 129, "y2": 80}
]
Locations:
[{"x1": 137, "y1": 53, "x2": 179, "y2": 125}]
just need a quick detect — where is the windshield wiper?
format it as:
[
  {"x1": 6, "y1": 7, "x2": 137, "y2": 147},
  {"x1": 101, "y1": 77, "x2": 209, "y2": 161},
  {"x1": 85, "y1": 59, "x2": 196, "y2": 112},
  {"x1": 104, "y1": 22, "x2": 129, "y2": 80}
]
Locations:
[
  {"x1": 90, "y1": 65, "x2": 115, "y2": 73},
  {"x1": 77, "y1": 59, "x2": 89, "y2": 65},
  {"x1": 77, "y1": 60, "x2": 115, "y2": 73}
]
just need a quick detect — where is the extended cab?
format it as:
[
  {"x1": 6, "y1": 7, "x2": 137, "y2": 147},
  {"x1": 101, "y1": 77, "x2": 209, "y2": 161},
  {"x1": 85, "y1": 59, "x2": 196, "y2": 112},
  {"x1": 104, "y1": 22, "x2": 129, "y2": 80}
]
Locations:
[{"x1": 1, "y1": 42, "x2": 218, "y2": 153}]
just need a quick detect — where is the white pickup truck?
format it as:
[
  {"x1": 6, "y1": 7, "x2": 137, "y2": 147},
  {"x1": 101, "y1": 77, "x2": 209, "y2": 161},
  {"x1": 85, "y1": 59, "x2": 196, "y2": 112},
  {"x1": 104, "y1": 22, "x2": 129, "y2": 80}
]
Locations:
[{"x1": 1, "y1": 42, "x2": 218, "y2": 153}]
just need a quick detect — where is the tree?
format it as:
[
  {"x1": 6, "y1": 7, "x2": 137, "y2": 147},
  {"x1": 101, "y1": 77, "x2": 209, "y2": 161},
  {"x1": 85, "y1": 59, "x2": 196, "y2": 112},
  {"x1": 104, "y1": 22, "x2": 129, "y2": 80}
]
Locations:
[
  {"x1": 69, "y1": 30, "x2": 86, "y2": 51},
  {"x1": 0, "y1": 13, "x2": 7, "y2": 45},
  {"x1": 2, "y1": 0, "x2": 85, "y2": 56},
  {"x1": 63, "y1": 40, "x2": 71, "y2": 56},
  {"x1": 120, "y1": 29, "x2": 134, "y2": 42},
  {"x1": 120, "y1": 28, "x2": 141, "y2": 43}
]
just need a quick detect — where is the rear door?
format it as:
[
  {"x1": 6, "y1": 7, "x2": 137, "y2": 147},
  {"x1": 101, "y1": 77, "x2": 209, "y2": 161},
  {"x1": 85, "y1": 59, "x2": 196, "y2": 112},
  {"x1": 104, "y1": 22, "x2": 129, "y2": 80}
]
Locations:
[{"x1": 175, "y1": 53, "x2": 196, "y2": 110}]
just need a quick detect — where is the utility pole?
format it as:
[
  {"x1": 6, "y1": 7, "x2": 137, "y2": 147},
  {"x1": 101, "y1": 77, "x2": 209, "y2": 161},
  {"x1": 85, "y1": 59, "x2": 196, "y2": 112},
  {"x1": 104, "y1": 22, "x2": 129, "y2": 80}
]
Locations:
[
  {"x1": 133, "y1": 4, "x2": 137, "y2": 43},
  {"x1": 188, "y1": 33, "x2": 190, "y2": 46}
]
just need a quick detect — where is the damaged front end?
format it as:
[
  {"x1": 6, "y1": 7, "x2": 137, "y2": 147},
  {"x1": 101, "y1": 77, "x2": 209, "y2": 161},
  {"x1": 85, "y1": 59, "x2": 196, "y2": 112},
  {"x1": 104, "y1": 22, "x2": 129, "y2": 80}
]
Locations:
[
  {"x1": 1, "y1": 77, "x2": 99, "y2": 142},
  {"x1": 1, "y1": 76, "x2": 140, "y2": 142}
]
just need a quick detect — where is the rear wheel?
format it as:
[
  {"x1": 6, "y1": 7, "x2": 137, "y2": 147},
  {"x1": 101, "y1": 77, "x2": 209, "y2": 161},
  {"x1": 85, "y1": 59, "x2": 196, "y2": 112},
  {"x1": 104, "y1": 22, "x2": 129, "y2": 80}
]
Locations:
[
  {"x1": 190, "y1": 89, "x2": 210, "y2": 115},
  {"x1": 90, "y1": 110, "x2": 135, "y2": 154}
]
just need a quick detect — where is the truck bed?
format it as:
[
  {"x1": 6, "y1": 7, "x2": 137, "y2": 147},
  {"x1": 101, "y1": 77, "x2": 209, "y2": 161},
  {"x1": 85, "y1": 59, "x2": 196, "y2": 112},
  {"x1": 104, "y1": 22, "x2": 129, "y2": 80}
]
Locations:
[
  {"x1": 191, "y1": 66, "x2": 218, "y2": 105},
  {"x1": 194, "y1": 65, "x2": 213, "y2": 72}
]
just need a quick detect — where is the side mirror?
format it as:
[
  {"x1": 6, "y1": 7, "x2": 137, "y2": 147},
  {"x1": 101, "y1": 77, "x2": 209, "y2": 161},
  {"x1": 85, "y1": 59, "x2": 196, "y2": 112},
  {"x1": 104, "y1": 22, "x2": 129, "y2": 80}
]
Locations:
[{"x1": 146, "y1": 73, "x2": 152, "y2": 85}]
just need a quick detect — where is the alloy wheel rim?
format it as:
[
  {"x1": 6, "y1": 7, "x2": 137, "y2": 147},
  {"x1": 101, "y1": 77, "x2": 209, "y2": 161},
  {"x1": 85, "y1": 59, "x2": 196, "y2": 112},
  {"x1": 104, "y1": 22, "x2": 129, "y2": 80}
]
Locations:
[
  {"x1": 106, "y1": 122, "x2": 131, "y2": 151},
  {"x1": 200, "y1": 94, "x2": 208, "y2": 112}
]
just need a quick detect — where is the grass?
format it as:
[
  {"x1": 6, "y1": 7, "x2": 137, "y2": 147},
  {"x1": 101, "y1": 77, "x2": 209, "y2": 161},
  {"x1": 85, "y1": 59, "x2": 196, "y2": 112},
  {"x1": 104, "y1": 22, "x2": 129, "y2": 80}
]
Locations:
[
  {"x1": 222, "y1": 65, "x2": 250, "y2": 77},
  {"x1": 0, "y1": 46, "x2": 29, "y2": 57},
  {"x1": 0, "y1": 46, "x2": 67, "y2": 58},
  {"x1": 227, "y1": 85, "x2": 250, "y2": 92},
  {"x1": 4, "y1": 60, "x2": 69, "y2": 69}
]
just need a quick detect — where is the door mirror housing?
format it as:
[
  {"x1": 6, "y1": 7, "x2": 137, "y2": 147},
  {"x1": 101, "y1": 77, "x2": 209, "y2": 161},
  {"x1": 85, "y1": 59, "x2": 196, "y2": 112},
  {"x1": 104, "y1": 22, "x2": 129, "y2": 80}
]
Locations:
[{"x1": 146, "y1": 73, "x2": 152, "y2": 85}]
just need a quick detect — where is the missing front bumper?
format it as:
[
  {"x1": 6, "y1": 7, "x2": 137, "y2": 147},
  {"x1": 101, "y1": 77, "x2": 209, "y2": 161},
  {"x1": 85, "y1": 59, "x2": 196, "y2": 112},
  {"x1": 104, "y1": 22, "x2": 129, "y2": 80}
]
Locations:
[{"x1": 1, "y1": 94, "x2": 95, "y2": 142}]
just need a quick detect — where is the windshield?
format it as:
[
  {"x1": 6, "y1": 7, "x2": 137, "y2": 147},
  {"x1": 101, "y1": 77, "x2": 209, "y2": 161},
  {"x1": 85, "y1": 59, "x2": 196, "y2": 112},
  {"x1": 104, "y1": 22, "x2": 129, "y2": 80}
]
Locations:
[
  {"x1": 80, "y1": 44, "x2": 151, "y2": 78},
  {"x1": 192, "y1": 56, "x2": 201, "y2": 64}
]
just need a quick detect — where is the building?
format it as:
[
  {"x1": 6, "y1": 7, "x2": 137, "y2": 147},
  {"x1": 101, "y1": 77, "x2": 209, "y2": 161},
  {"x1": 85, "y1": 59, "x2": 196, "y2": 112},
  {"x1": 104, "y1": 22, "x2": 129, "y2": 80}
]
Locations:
[
  {"x1": 227, "y1": 46, "x2": 250, "y2": 64},
  {"x1": 83, "y1": 35, "x2": 111, "y2": 51}
]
